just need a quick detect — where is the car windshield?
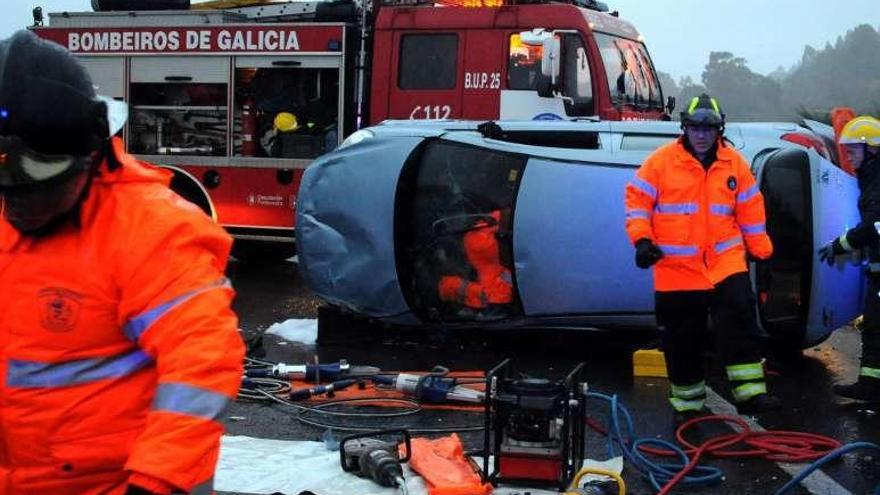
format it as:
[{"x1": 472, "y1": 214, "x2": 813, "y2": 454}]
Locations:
[{"x1": 594, "y1": 32, "x2": 663, "y2": 110}]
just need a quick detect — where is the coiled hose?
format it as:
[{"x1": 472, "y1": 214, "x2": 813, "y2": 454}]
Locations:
[{"x1": 586, "y1": 391, "x2": 874, "y2": 495}]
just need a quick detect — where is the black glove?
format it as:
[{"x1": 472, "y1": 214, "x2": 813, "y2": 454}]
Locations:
[
  {"x1": 818, "y1": 238, "x2": 846, "y2": 266},
  {"x1": 635, "y1": 238, "x2": 664, "y2": 269},
  {"x1": 125, "y1": 486, "x2": 158, "y2": 495}
]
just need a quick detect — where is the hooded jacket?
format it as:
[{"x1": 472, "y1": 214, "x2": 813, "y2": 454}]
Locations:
[{"x1": 0, "y1": 138, "x2": 244, "y2": 494}]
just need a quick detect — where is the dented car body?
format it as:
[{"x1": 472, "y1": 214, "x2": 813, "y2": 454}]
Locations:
[{"x1": 297, "y1": 119, "x2": 862, "y2": 350}]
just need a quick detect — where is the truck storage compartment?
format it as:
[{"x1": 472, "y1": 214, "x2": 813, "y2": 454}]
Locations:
[
  {"x1": 128, "y1": 56, "x2": 229, "y2": 156},
  {"x1": 233, "y1": 56, "x2": 341, "y2": 158}
]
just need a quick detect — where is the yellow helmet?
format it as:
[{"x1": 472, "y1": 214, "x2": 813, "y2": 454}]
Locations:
[
  {"x1": 839, "y1": 116, "x2": 880, "y2": 147},
  {"x1": 273, "y1": 112, "x2": 299, "y2": 133}
]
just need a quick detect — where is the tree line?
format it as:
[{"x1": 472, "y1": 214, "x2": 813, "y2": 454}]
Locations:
[{"x1": 657, "y1": 24, "x2": 880, "y2": 123}]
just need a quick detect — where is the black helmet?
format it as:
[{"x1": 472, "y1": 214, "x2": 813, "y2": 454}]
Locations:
[
  {"x1": 680, "y1": 93, "x2": 725, "y2": 128},
  {"x1": 0, "y1": 30, "x2": 127, "y2": 159}
]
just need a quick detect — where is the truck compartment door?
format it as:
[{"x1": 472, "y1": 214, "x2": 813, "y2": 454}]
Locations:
[
  {"x1": 130, "y1": 56, "x2": 229, "y2": 83},
  {"x1": 232, "y1": 55, "x2": 342, "y2": 158},
  {"x1": 79, "y1": 56, "x2": 125, "y2": 99},
  {"x1": 128, "y1": 56, "x2": 230, "y2": 156}
]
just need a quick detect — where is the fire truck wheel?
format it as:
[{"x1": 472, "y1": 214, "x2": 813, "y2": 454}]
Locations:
[
  {"x1": 231, "y1": 239, "x2": 297, "y2": 264},
  {"x1": 165, "y1": 166, "x2": 216, "y2": 220}
]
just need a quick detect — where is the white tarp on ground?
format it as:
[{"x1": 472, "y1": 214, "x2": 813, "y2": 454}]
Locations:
[
  {"x1": 216, "y1": 436, "x2": 565, "y2": 495},
  {"x1": 265, "y1": 319, "x2": 318, "y2": 345},
  {"x1": 216, "y1": 436, "x2": 426, "y2": 494}
]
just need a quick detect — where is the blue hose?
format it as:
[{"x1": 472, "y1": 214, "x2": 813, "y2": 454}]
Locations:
[
  {"x1": 772, "y1": 441, "x2": 880, "y2": 495},
  {"x1": 587, "y1": 391, "x2": 724, "y2": 492}
]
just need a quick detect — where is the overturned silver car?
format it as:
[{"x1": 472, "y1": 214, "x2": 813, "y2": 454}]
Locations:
[{"x1": 297, "y1": 119, "x2": 861, "y2": 350}]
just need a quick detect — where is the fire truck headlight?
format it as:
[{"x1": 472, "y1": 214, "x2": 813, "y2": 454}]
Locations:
[{"x1": 338, "y1": 129, "x2": 375, "y2": 150}]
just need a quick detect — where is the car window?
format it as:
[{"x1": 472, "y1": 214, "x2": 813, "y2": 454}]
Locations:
[
  {"x1": 620, "y1": 134, "x2": 676, "y2": 151},
  {"x1": 395, "y1": 140, "x2": 526, "y2": 322},
  {"x1": 399, "y1": 34, "x2": 458, "y2": 90}
]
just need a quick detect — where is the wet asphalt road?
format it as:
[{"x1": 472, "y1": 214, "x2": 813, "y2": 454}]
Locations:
[{"x1": 221, "y1": 259, "x2": 879, "y2": 495}]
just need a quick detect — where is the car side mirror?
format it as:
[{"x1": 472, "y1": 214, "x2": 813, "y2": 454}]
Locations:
[
  {"x1": 518, "y1": 28, "x2": 550, "y2": 46},
  {"x1": 541, "y1": 36, "x2": 560, "y2": 82}
]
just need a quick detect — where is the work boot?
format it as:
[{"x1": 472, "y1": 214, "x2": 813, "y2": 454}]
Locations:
[
  {"x1": 833, "y1": 376, "x2": 880, "y2": 402},
  {"x1": 673, "y1": 407, "x2": 710, "y2": 426},
  {"x1": 736, "y1": 393, "x2": 782, "y2": 414}
]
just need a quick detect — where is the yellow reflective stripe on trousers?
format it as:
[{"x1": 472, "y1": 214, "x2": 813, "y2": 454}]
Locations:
[
  {"x1": 670, "y1": 396, "x2": 706, "y2": 412},
  {"x1": 861, "y1": 366, "x2": 880, "y2": 379},
  {"x1": 732, "y1": 382, "x2": 767, "y2": 402},
  {"x1": 671, "y1": 381, "x2": 706, "y2": 399},
  {"x1": 726, "y1": 362, "x2": 764, "y2": 381}
]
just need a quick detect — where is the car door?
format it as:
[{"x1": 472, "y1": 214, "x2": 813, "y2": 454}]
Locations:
[{"x1": 440, "y1": 125, "x2": 655, "y2": 328}]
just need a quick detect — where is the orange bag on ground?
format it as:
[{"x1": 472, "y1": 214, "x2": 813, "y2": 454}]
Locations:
[{"x1": 406, "y1": 434, "x2": 493, "y2": 495}]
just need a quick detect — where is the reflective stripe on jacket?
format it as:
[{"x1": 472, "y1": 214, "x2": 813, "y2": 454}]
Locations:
[
  {"x1": 624, "y1": 138, "x2": 773, "y2": 291},
  {"x1": 0, "y1": 137, "x2": 245, "y2": 494}
]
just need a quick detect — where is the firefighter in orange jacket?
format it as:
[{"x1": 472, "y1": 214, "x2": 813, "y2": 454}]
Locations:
[
  {"x1": 624, "y1": 94, "x2": 780, "y2": 418},
  {"x1": 438, "y1": 210, "x2": 514, "y2": 311},
  {"x1": 0, "y1": 31, "x2": 244, "y2": 494}
]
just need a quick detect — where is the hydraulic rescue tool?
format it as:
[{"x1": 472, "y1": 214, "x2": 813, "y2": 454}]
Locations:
[
  {"x1": 482, "y1": 359, "x2": 587, "y2": 491},
  {"x1": 373, "y1": 369, "x2": 484, "y2": 404},
  {"x1": 246, "y1": 359, "x2": 380, "y2": 382},
  {"x1": 288, "y1": 378, "x2": 360, "y2": 400},
  {"x1": 340, "y1": 429, "x2": 412, "y2": 495}
]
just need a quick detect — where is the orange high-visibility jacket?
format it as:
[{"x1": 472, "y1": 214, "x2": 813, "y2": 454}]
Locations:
[
  {"x1": 0, "y1": 138, "x2": 244, "y2": 495},
  {"x1": 438, "y1": 210, "x2": 513, "y2": 309},
  {"x1": 625, "y1": 138, "x2": 773, "y2": 292}
]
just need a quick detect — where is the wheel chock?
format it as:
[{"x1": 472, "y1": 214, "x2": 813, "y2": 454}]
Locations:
[{"x1": 633, "y1": 348, "x2": 667, "y2": 378}]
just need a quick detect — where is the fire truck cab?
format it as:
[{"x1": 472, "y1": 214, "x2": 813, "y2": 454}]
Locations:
[
  {"x1": 371, "y1": 0, "x2": 669, "y2": 123},
  {"x1": 32, "y1": 0, "x2": 668, "y2": 259}
]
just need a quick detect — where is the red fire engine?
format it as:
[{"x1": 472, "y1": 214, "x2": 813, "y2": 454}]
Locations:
[{"x1": 32, "y1": 0, "x2": 670, "y2": 260}]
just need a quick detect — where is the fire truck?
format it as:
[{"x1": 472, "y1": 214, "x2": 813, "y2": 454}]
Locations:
[{"x1": 31, "y1": 0, "x2": 670, "y2": 260}]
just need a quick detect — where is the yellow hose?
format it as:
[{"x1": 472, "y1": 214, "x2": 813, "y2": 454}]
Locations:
[{"x1": 563, "y1": 467, "x2": 626, "y2": 495}]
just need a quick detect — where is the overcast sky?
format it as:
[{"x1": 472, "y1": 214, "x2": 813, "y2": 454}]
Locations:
[{"x1": 3, "y1": 0, "x2": 878, "y2": 82}]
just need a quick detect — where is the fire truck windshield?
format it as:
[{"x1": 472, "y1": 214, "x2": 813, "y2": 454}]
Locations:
[{"x1": 594, "y1": 32, "x2": 663, "y2": 111}]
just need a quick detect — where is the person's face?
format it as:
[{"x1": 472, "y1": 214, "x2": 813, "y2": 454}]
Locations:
[
  {"x1": 845, "y1": 143, "x2": 866, "y2": 169},
  {"x1": 1, "y1": 167, "x2": 91, "y2": 233},
  {"x1": 685, "y1": 124, "x2": 719, "y2": 155}
]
